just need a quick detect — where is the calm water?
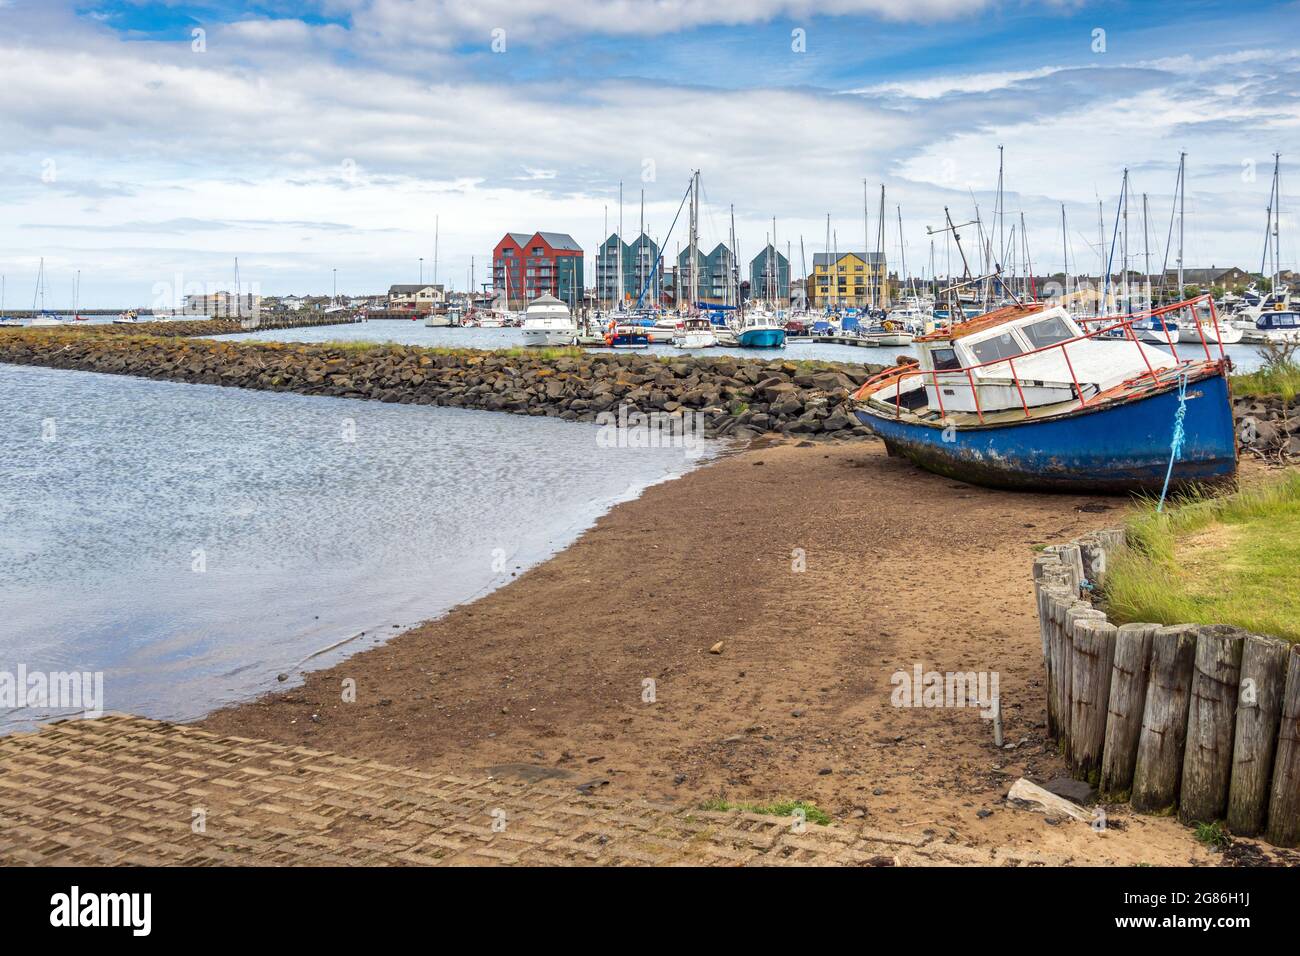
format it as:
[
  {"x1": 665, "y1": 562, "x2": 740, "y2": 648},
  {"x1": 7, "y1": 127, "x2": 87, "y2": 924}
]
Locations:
[
  {"x1": 0, "y1": 363, "x2": 713, "y2": 731},
  {"x1": 221, "y1": 319, "x2": 1272, "y2": 372}
]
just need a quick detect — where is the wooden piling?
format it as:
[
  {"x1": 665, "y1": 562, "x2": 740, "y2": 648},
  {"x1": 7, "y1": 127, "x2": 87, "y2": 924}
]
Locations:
[
  {"x1": 1100, "y1": 622, "x2": 1157, "y2": 800},
  {"x1": 1178, "y1": 626, "x2": 1245, "y2": 826},
  {"x1": 1265, "y1": 644, "x2": 1300, "y2": 847},
  {"x1": 1054, "y1": 604, "x2": 1104, "y2": 754},
  {"x1": 1131, "y1": 625, "x2": 1198, "y2": 814},
  {"x1": 1069, "y1": 618, "x2": 1117, "y2": 782},
  {"x1": 1226, "y1": 635, "x2": 1290, "y2": 837}
]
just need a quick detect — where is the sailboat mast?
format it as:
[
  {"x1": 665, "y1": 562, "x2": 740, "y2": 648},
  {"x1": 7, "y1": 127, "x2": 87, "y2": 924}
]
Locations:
[
  {"x1": 689, "y1": 171, "x2": 699, "y2": 312},
  {"x1": 1177, "y1": 152, "x2": 1186, "y2": 296},
  {"x1": 876, "y1": 184, "x2": 886, "y2": 310},
  {"x1": 1061, "y1": 204, "x2": 1070, "y2": 304},
  {"x1": 1142, "y1": 193, "x2": 1151, "y2": 307},
  {"x1": 862, "y1": 180, "x2": 870, "y2": 311},
  {"x1": 729, "y1": 204, "x2": 737, "y2": 314},
  {"x1": 1272, "y1": 153, "x2": 1282, "y2": 290},
  {"x1": 825, "y1": 213, "x2": 832, "y2": 311},
  {"x1": 617, "y1": 182, "x2": 624, "y2": 313}
]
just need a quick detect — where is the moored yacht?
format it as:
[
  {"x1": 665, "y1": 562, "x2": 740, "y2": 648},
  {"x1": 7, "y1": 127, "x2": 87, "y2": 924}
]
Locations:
[
  {"x1": 672, "y1": 317, "x2": 717, "y2": 349},
  {"x1": 520, "y1": 294, "x2": 578, "y2": 347}
]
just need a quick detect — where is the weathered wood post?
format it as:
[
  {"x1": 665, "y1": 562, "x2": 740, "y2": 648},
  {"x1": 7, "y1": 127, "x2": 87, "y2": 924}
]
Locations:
[
  {"x1": 1100, "y1": 622, "x2": 1157, "y2": 800},
  {"x1": 1178, "y1": 626, "x2": 1246, "y2": 826},
  {"x1": 1057, "y1": 605, "x2": 1105, "y2": 759},
  {"x1": 1131, "y1": 625, "x2": 1198, "y2": 814},
  {"x1": 1038, "y1": 585, "x2": 1073, "y2": 740},
  {"x1": 1227, "y1": 635, "x2": 1290, "y2": 837},
  {"x1": 1265, "y1": 644, "x2": 1300, "y2": 847},
  {"x1": 1069, "y1": 618, "x2": 1117, "y2": 782}
]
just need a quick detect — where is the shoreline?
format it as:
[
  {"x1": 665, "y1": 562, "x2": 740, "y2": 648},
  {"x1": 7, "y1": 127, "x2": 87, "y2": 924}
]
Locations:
[{"x1": 198, "y1": 438, "x2": 1255, "y2": 865}]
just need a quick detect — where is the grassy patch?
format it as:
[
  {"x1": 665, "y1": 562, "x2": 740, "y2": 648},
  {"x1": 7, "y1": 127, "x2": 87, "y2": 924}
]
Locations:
[
  {"x1": 698, "y1": 798, "x2": 832, "y2": 825},
  {"x1": 1104, "y1": 472, "x2": 1300, "y2": 641},
  {"x1": 1231, "y1": 364, "x2": 1300, "y2": 401},
  {"x1": 1193, "y1": 820, "x2": 1231, "y2": 849}
]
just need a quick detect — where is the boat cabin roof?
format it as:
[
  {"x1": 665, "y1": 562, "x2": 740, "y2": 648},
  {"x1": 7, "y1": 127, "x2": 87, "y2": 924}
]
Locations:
[{"x1": 915, "y1": 301, "x2": 1046, "y2": 343}]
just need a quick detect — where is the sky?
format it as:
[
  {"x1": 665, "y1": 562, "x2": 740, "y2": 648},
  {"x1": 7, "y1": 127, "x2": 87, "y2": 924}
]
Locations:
[{"x1": 0, "y1": 0, "x2": 1296, "y2": 305}]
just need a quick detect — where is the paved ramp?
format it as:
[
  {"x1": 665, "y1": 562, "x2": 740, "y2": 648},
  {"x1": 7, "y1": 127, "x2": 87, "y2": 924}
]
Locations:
[{"x1": 0, "y1": 715, "x2": 1060, "y2": 866}]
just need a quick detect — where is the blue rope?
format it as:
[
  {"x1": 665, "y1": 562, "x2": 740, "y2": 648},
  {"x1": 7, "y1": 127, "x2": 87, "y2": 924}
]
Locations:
[{"x1": 1156, "y1": 371, "x2": 1190, "y2": 512}]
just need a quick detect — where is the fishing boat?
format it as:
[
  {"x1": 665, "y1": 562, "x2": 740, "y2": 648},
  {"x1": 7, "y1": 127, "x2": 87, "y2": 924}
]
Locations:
[
  {"x1": 851, "y1": 297, "x2": 1236, "y2": 493},
  {"x1": 604, "y1": 318, "x2": 650, "y2": 349},
  {"x1": 520, "y1": 294, "x2": 578, "y2": 347},
  {"x1": 672, "y1": 316, "x2": 717, "y2": 349},
  {"x1": 734, "y1": 311, "x2": 786, "y2": 348}
]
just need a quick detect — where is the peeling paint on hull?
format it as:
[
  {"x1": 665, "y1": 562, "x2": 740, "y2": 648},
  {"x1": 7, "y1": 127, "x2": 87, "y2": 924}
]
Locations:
[{"x1": 853, "y1": 370, "x2": 1238, "y2": 494}]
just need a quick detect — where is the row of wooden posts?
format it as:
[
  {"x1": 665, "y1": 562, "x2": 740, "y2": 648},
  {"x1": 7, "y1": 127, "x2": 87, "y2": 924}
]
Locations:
[{"x1": 1033, "y1": 531, "x2": 1299, "y2": 848}]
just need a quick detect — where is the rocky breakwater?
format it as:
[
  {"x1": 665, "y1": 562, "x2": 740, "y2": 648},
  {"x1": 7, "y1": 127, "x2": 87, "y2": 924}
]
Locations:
[
  {"x1": 1234, "y1": 392, "x2": 1299, "y2": 463},
  {"x1": 0, "y1": 330, "x2": 886, "y2": 441}
]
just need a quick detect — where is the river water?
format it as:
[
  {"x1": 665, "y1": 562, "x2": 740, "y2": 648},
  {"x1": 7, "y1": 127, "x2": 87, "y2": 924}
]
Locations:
[{"x1": 0, "y1": 363, "x2": 712, "y2": 731}]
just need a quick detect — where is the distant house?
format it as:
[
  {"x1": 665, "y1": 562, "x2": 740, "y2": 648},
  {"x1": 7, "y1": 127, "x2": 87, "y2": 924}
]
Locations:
[
  {"x1": 387, "y1": 284, "x2": 445, "y2": 310},
  {"x1": 280, "y1": 295, "x2": 305, "y2": 311},
  {"x1": 183, "y1": 291, "x2": 261, "y2": 317},
  {"x1": 1165, "y1": 266, "x2": 1252, "y2": 290}
]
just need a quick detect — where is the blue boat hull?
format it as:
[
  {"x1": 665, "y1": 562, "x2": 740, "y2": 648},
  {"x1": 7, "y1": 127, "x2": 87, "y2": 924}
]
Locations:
[
  {"x1": 737, "y1": 328, "x2": 786, "y2": 348},
  {"x1": 853, "y1": 371, "x2": 1237, "y2": 493}
]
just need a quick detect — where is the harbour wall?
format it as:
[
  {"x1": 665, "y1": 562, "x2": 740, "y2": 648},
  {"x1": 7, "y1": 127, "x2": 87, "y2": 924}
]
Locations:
[{"x1": 0, "y1": 329, "x2": 886, "y2": 441}]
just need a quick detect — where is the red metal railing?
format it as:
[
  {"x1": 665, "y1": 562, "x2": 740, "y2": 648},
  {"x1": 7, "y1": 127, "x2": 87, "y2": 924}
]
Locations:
[{"x1": 857, "y1": 294, "x2": 1226, "y2": 423}]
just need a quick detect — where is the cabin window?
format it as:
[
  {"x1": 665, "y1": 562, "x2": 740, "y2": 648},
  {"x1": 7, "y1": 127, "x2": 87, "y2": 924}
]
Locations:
[
  {"x1": 968, "y1": 332, "x2": 1027, "y2": 364},
  {"x1": 931, "y1": 348, "x2": 962, "y2": 371},
  {"x1": 1021, "y1": 316, "x2": 1074, "y2": 349}
]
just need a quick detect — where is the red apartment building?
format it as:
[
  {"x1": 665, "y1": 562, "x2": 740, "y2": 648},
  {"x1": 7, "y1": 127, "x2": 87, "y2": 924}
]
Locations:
[{"x1": 492, "y1": 232, "x2": 584, "y2": 309}]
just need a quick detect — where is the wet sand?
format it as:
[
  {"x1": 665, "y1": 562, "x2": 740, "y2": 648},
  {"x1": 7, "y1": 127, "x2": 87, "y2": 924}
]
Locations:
[{"x1": 200, "y1": 439, "x2": 1263, "y2": 864}]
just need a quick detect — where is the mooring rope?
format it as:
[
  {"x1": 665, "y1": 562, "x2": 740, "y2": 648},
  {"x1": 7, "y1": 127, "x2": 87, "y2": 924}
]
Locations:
[{"x1": 1156, "y1": 371, "x2": 1190, "y2": 513}]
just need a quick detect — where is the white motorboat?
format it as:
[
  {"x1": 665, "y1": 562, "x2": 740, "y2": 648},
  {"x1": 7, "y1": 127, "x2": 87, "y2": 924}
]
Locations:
[
  {"x1": 672, "y1": 317, "x2": 717, "y2": 349},
  {"x1": 1255, "y1": 309, "x2": 1300, "y2": 343},
  {"x1": 520, "y1": 294, "x2": 578, "y2": 347},
  {"x1": 424, "y1": 311, "x2": 451, "y2": 327}
]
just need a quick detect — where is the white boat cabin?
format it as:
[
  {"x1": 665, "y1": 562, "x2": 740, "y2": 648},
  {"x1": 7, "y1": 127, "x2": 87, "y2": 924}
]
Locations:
[{"x1": 893, "y1": 303, "x2": 1180, "y2": 419}]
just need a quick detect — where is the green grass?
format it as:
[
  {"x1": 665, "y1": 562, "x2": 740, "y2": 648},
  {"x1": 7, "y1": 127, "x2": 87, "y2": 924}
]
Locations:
[
  {"x1": 698, "y1": 798, "x2": 832, "y2": 825},
  {"x1": 1193, "y1": 820, "x2": 1231, "y2": 849},
  {"x1": 1231, "y1": 363, "x2": 1300, "y2": 402},
  {"x1": 1104, "y1": 472, "x2": 1300, "y2": 642}
]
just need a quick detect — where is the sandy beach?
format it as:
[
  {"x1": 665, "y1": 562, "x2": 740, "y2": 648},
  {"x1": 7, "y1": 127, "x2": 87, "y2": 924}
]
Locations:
[{"x1": 199, "y1": 438, "x2": 1284, "y2": 865}]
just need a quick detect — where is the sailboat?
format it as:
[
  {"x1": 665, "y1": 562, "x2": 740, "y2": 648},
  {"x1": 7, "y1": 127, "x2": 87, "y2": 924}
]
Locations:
[
  {"x1": 0, "y1": 275, "x2": 21, "y2": 327},
  {"x1": 29, "y1": 259, "x2": 64, "y2": 325}
]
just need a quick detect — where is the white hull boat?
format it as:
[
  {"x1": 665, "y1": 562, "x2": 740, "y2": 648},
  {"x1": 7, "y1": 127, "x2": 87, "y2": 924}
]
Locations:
[
  {"x1": 520, "y1": 294, "x2": 578, "y2": 347},
  {"x1": 672, "y1": 318, "x2": 717, "y2": 349}
]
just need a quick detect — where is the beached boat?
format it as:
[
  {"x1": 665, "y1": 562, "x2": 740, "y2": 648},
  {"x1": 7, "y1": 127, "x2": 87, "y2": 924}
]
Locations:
[
  {"x1": 672, "y1": 317, "x2": 717, "y2": 349},
  {"x1": 520, "y1": 294, "x2": 578, "y2": 347},
  {"x1": 851, "y1": 298, "x2": 1236, "y2": 493}
]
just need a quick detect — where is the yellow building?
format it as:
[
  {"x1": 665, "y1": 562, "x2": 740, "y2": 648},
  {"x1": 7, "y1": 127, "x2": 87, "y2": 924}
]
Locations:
[{"x1": 808, "y1": 251, "x2": 888, "y2": 309}]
